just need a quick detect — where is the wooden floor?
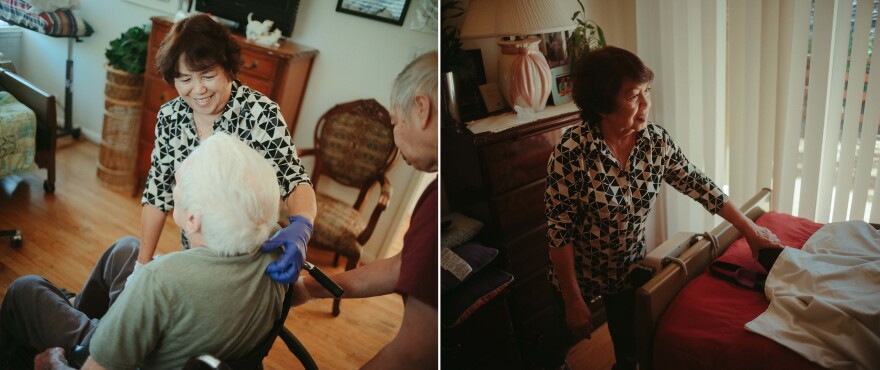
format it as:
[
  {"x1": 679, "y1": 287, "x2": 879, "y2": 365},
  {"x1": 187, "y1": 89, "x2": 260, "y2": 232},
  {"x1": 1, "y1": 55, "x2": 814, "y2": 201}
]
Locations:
[
  {"x1": 0, "y1": 138, "x2": 402, "y2": 369},
  {"x1": 567, "y1": 324, "x2": 618, "y2": 370}
]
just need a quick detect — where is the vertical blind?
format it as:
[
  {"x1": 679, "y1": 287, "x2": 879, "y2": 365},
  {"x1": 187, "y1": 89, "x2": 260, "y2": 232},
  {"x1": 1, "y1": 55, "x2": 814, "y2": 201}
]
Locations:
[
  {"x1": 637, "y1": 0, "x2": 880, "y2": 243},
  {"x1": 767, "y1": 0, "x2": 880, "y2": 223},
  {"x1": 636, "y1": 0, "x2": 728, "y2": 244}
]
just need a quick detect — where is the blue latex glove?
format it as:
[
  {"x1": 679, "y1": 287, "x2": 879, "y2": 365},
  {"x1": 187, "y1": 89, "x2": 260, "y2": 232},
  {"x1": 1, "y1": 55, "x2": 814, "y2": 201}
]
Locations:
[{"x1": 261, "y1": 215, "x2": 313, "y2": 284}]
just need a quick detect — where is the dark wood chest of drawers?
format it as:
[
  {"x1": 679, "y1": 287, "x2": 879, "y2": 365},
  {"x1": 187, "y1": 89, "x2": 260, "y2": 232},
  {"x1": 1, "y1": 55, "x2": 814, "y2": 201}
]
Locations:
[
  {"x1": 136, "y1": 16, "x2": 317, "y2": 186},
  {"x1": 442, "y1": 108, "x2": 590, "y2": 369}
]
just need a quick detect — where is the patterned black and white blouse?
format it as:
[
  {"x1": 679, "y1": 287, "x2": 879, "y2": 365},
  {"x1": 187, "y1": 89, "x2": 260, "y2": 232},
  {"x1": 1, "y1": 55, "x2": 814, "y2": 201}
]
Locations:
[
  {"x1": 142, "y1": 80, "x2": 311, "y2": 247},
  {"x1": 545, "y1": 122, "x2": 728, "y2": 299}
]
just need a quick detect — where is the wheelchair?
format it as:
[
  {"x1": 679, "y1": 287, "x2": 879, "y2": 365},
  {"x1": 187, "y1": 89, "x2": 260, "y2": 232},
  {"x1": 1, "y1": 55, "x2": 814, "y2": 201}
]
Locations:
[
  {"x1": 20, "y1": 262, "x2": 342, "y2": 370},
  {"x1": 180, "y1": 265, "x2": 329, "y2": 370}
]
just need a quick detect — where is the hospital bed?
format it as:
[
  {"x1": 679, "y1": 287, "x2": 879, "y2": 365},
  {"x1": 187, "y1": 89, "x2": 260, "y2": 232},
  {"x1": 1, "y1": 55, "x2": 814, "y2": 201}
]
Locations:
[{"x1": 634, "y1": 188, "x2": 866, "y2": 369}]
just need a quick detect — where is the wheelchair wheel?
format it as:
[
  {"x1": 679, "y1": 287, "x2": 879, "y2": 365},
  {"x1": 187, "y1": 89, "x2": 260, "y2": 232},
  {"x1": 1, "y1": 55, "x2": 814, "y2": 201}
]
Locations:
[{"x1": 10, "y1": 231, "x2": 22, "y2": 248}]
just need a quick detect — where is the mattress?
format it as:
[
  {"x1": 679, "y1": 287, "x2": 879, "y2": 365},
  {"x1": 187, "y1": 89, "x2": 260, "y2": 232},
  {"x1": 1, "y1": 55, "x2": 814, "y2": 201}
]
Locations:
[
  {"x1": 653, "y1": 211, "x2": 827, "y2": 370},
  {"x1": 0, "y1": 90, "x2": 36, "y2": 177},
  {"x1": 0, "y1": 0, "x2": 92, "y2": 37}
]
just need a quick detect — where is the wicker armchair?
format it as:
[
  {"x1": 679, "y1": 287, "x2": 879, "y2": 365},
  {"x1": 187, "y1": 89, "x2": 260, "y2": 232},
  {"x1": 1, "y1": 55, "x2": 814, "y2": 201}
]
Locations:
[{"x1": 299, "y1": 99, "x2": 398, "y2": 316}]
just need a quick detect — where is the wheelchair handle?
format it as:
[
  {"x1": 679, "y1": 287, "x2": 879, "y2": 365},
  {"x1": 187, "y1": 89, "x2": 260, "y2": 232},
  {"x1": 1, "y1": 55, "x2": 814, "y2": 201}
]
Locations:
[{"x1": 303, "y1": 262, "x2": 344, "y2": 298}]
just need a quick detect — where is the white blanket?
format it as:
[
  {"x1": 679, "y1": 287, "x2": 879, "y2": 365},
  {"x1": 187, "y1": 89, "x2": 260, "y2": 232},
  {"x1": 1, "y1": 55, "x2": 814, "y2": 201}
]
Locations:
[{"x1": 745, "y1": 221, "x2": 880, "y2": 370}]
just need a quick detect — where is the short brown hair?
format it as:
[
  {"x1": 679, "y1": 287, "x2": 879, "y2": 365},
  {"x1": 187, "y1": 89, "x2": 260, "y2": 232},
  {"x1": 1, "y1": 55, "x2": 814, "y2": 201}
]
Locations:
[
  {"x1": 571, "y1": 46, "x2": 654, "y2": 126},
  {"x1": 155, "y1": 13, "x2": 241, "y2": 85}
]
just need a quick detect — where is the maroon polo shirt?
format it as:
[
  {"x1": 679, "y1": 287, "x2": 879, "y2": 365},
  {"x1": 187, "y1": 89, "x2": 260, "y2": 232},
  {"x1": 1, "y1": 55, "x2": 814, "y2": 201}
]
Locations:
[{"x1": 394, "y1": 179, "x2": 438, "y2": 308}]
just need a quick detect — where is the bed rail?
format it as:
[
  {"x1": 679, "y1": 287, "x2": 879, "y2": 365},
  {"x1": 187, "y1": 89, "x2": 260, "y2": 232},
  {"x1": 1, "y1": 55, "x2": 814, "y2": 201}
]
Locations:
[{"x1": 635, "y1": 188, "x2": 771, "y2": 370}]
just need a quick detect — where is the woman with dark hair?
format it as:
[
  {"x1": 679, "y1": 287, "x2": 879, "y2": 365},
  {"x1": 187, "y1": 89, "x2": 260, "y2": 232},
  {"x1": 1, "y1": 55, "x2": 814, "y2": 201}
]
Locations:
[
  {"x1": 140, "y1": 13, "x2": 316, "y2": 283},
  {"x1": 545, "y1": 46, "x2": 782, "y2": 369}
]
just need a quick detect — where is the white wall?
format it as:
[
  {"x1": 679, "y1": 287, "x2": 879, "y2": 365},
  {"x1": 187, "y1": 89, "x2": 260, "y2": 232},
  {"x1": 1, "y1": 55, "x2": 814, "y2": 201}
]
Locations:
[
  {"x1": 16, "y1": 0, "x2": 437, "y2": 262},
  {"x1": 289, "y1": 0, "x2": 436, "y2": 262},
  {"x1": 19, "y1": 0, "x2": 154, "y2": 140}
]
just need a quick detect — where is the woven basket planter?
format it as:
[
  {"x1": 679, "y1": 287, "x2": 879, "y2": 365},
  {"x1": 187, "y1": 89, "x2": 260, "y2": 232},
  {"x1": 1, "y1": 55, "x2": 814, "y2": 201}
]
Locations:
[
  {"x1": 97, "y1": 65, "x2": 144, "y2": 194},
  {"x1": 104, "y1": 65, "x2": 144, "y2": 102}
]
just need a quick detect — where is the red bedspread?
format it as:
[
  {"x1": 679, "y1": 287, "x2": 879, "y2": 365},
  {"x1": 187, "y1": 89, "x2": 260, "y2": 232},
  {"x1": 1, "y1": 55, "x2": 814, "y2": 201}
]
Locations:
[{"x1": 654, "y1": 211, "x2": 827, "y2": 370}]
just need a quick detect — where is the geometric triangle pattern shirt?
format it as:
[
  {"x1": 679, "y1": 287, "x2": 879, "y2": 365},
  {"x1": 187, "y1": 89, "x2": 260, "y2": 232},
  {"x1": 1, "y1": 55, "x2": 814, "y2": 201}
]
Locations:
[
  {"x1": 141, "y1": 80, "x2": 311, "y2": 249},
  {"x1": 545, "y1": 122, "x2": 728, "y2": 300}
]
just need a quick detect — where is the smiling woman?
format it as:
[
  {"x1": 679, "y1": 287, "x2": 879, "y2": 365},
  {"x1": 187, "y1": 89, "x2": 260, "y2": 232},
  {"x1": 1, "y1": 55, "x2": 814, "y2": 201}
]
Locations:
[{"x1": 139, "y1": 12, "x2": 316, "y2": 287}]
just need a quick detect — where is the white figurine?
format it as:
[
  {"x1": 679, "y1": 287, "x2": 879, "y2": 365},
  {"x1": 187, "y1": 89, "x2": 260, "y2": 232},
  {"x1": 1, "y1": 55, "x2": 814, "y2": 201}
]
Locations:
[
  {"x1": 245, "y1": 13, "x2": 281, "y2": 47},
  {"x1": 254, "y1": 29, "x2": 283, "y2": 47}
]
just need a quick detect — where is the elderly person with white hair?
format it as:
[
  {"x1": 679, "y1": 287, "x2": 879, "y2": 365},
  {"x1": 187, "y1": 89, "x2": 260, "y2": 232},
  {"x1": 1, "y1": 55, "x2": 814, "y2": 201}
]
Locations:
[{"x1": 0, "y1": 133, "x2": 287, "y2": 369}]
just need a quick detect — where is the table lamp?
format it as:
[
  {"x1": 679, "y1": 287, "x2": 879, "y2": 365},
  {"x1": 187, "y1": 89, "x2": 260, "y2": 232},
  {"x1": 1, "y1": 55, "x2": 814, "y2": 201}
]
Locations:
[{"x1": 460, "y1": 0, "x2": 574, "y2": 114}]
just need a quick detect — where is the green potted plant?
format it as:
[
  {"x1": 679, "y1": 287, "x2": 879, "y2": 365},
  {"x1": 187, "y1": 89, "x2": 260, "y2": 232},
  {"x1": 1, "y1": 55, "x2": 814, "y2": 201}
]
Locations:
[
  {"x1": 567, "y1": 0, "x2": 606, "y2": 67},
  {"x1": 104, "y1": 24, "x2": 150, "y2": 103},
  {"x1": 106, "y1": 25, "x2": 150, "y2": 75}
]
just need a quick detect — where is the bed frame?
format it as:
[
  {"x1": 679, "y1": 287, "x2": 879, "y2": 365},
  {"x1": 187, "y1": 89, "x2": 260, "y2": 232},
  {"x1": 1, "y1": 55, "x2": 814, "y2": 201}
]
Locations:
[
  {"x1": 0, "y1": 66, "x2": 57, "y2": 192},
  {"x1": 635, "y1": 188, "x2": 772, "y2": 370}
]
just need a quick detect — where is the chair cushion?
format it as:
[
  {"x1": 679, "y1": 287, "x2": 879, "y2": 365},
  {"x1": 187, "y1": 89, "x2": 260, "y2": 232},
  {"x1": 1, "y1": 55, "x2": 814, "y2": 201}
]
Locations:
[
  {"x1": 442, "y1": 267, "x2": 514, "y2": 328},
  {"x1": 441, "y1": 242, "x2": 498, "y2": 295},
  {"x1": 311, "y1": 193, "x2": 367, "y2": 258},
  {"x1": 441, "y1": 213, "x2": 484, "y2": 249}
]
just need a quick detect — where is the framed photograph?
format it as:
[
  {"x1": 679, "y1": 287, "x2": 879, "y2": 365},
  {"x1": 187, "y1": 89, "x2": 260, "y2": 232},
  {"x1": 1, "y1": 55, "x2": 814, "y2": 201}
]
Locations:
[
  {"x1": 539, "y1": 31, "x2": 571, "y2": 68},
  {"x1": 550, "y1": 65, "x2": 573, "y2": 105},
  {"x1": 124, "y1": 0, "x2": 180, "y2": 14},
  {"x1": 336, "y1": 0, "x2": 413, "y2": 26},
  {"x1": 456, "y1": 49, "x2": 491, "y2": 122}
]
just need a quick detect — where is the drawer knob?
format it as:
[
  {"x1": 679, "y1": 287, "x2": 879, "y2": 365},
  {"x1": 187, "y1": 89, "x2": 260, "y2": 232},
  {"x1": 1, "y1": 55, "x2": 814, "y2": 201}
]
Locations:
[{"x1": 240, "y1": 58, "x2": 260, "y2": 70}]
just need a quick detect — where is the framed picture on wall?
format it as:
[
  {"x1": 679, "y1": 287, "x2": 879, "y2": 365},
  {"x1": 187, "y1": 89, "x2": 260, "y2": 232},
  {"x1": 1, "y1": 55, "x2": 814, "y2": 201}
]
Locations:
[
  {"x1": 550, "y1": 65, "x2": 573, "y2": 105},
  {"x1": 336, "y1": 0, "x2": 413, "y2": 26}
]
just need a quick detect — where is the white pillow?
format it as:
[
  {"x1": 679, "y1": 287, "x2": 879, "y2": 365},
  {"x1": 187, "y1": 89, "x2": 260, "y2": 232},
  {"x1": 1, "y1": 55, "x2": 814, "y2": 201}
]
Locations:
[{"x1": 26, "y1": 0, "x2": 81, "y2": 14}]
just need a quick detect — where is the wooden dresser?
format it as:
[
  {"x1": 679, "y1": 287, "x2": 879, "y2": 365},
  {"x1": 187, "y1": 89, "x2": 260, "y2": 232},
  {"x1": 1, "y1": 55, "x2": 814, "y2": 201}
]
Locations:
[
  {"x1": 136, "y1": 16, "x2": 318, "y2": 186},
  {"x1": 442, "y1": 104, "x2": 606, "y2": 368}
]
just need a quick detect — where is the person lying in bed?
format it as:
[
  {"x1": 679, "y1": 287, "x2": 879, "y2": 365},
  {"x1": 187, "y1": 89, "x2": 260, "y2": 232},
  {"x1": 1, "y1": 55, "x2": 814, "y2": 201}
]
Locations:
[
  {"x1": 544, "y1": 46, "x2": 784, "y2": 370},
  {"x1": 0, "y1": 132, "x2": 287, "y2": 369}
]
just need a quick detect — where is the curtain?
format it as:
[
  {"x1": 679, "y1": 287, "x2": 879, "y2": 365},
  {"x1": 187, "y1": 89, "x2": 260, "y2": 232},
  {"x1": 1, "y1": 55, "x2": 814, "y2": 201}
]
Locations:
[
  {"x1": 753, "y1": 0, "x2": 879, "y2": 223},
  {"x1": 637, "y1": 0, "x2": 879, "y2": 245},
  {"x1": 636, "y1": 0, "x2": 727, "y2": 247}
]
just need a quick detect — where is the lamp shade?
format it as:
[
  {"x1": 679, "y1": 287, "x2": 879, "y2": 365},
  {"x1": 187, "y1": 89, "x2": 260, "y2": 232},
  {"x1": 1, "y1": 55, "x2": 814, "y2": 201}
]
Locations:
[
  {"x1": 460, "y1": 0, "x2": 575, "y2": 39},
  {"x1": 496, "y1": 0, "x2": 574, "y2": 36}
]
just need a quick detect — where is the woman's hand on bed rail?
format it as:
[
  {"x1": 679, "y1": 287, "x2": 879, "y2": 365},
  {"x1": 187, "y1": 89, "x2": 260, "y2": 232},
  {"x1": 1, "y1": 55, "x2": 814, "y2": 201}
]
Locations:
[
  {"x1": 717, "y1": 202, "x2": 784, "y2": 260},
  {"x1": 564, "y1": 297, "x2": 592, "y2": 340},
  {"x1": 744, "y1": 224, "x2": 783, "y2": 260}
]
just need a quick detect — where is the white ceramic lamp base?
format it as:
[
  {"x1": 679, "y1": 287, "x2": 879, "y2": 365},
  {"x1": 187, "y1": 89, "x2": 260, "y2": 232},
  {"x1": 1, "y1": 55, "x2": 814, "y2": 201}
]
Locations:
[{"x1": 497, "y1": 38, "x2": 552, "y2": 114}]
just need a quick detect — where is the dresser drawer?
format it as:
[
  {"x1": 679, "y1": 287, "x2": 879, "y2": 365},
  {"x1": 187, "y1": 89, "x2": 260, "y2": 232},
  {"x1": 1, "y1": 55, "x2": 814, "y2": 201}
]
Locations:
[
  {"x1": 238, "y1": 73, "x2": 274, "y2": 97},
  {"x1": 481, "y1": 127, "x2": 566, "y2": 195},
  {"x1": 238, "y1": 48, "x2": 279, "y2": 81},
  {"x1": 508, "y1": 270, "x2": 560, "y2": 324},
  {"x1": 144, "y1": 76, "x2": 178, "y2": 111},
  {"x1": 505, "y1": 225, "x2": 551, "y2": 278},
  {"x1": 491, "y1": 179, "x2": 547, "y2": 242}
]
